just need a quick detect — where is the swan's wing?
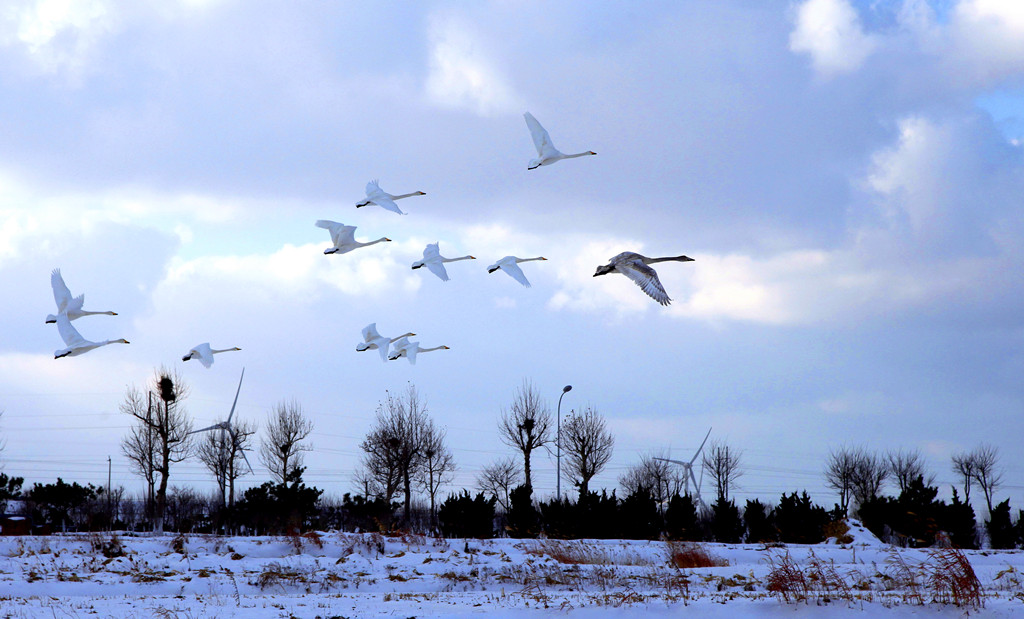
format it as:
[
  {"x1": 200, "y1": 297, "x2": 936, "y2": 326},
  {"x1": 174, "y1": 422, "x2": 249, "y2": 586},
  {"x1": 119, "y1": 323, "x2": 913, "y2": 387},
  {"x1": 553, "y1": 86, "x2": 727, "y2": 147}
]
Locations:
[
  {"x1": 66, "y1": 293, "x2": 86, "y2": 314},
  {"x1": 404, "y1": 342, "x2": 420, "y2": 365},
  {"x1": 361, "y1": 323, "x2": 382, "y2": 343},
  {"x1": 372, "y1": 194, "x2": 405, "y2": 215},
  {"x1": 372, "y1": 337, "x2": 390, "y2": 361},
  {"x1": 524, "y1": 112, "x2": 556, "y2": 156},
  {"x1": 315, "y1": 220, "x2": 351, "y2": 246},
  {"x1": 423, "y1": 243, "x2": 441, "y2": 260},
  {"x1": 188, "y1": 342, "x2": 214, "y2": 368},
  {"x1": 388, "y1": 337, "x2": 411, "y2": 360},
  {"x1": 425, "y1": 260, "x2": 450, "y2": 281},
  {"x1": 501, "y1": 261, "x2": 532, "y2": 288},
  {"x1": 366, "y1": 180, "x2": 382, "y2": 195},
  {"x1": 56, "y1": 314, "x2": 88, "y2": 347},
  {"x1": 51, "y1": 269, "x2": 73, "y2": 312},
  {"x1": 620, "y1": 260, "x2": 672, "y2": 306}
]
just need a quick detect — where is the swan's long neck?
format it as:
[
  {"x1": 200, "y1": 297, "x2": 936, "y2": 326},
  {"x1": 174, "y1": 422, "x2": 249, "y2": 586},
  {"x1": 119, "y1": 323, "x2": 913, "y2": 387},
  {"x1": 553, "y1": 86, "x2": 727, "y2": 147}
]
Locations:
[
  {"x1": 212, "y1": 347, "x2": 240, "y2": 354},
  {"x1": 360, "y1": 237, "x2": 390, "y2": 247},
  {"x1": 83, "y1": 310, "x2": 117, "y2": 316},
  {"x1": 564, "y1": 150, "x2": 596, "y2": 159},
  {"x1": 102, "y1": 339, "x2": 130, "y2": 346},
  {"x1": 518, "y1": 257, "x2": 546, "y2": 263},
  {"x1": 391, "y1": 192, "x2": 424, "y2": 200},
  {"x1": 647, "y1": 255, "x2": 694, "y2": 264},
  {"x1": 389, "y1": 332, "x2": 415, "y2": 342},
  {"x1": 443, "y1": 255, "x2": 475, "y2": 263},
  {"x1": 420, "y1": 345, "x2": 448, "y2": 353}
]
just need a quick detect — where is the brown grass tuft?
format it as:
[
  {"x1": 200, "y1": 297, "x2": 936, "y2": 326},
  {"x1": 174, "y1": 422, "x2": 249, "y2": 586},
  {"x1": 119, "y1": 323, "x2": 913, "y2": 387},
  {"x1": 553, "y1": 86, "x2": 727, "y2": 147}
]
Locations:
[{"x1": 666, "y1": 541, "x2": 728, "y2": 569}]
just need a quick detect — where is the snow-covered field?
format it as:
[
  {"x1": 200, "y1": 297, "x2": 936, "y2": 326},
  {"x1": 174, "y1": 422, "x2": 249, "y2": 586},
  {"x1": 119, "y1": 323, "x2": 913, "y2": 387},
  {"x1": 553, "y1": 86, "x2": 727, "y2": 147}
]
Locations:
[{"x1": 1, "y1": 523, "x2": 1023, "y2": 618}]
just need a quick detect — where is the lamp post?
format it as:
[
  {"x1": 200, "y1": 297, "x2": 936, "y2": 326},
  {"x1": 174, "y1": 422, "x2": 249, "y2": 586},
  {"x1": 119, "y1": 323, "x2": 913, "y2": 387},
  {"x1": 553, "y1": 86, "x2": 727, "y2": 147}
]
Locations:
[{"x1": 556, "y1": 384, "x2": 572, "y2": 500}]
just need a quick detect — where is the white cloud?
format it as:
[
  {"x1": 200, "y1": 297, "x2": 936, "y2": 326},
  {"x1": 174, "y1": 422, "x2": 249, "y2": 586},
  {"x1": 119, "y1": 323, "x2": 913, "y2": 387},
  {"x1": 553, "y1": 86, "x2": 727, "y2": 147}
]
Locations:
[
  {"x1": 2, "y1": 0, "x2": 116, "y2": 76},
  {"x1": 425, "y1": 12, "x2": 523, "y2": 117},
  {"x1": 789, "y1": 0, "x2": 877, "y2": 77},
  {"x1": 948, "y1": 0, "x2": 1024, "y2": 85}
]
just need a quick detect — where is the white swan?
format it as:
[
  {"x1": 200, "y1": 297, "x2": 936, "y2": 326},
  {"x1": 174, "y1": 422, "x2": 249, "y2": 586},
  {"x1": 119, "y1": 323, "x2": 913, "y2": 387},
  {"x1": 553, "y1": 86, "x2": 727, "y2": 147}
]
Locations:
[
  {"x1": 183, "y1": 343, "x2": 242, "y2": 368},
  {"x1": 593, "y1": 252, "x2": 695, "y2": 306},
  {"x1": 315, "y1": 220, "x2": 391, "y2": 255},
  {"x1": 388, "y1": 337, "x2": 449, "y2": 365},
  {"x1": 355, "y1": 180, "x2": 425, "y2": 215},
  {"x1": 54, "y1": 314, "x2": 129, "y2": 358},
  {"x1": 46, "y1": 268, "x2": 117, "y2": 323},
  {"x1": 524, "y1": 112, "x2": 596, "y2": 170},
  {"x1": 412, "y1": 243, "x2": 475, "y2": 281},
  {"x1": 356, "y1": 323, "x2": 416, "y2": 362},
  {"x1": 487, "y1": 256, "x2": 547, "y2": 288}
]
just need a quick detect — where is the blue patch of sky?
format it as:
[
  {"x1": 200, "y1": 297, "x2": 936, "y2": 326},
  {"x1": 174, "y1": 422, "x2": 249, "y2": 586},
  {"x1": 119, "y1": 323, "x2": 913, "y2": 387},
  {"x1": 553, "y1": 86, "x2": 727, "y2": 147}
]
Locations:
[{"x1": 976, "y1": 88, "x2": 1024, "y2": 143}]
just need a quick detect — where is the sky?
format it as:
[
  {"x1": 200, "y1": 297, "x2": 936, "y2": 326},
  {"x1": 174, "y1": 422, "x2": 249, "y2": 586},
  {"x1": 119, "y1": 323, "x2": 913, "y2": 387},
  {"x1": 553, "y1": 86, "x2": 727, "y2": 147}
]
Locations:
[{"x1": 1, "y1": 0, "x2": 1024, "y2": 512}]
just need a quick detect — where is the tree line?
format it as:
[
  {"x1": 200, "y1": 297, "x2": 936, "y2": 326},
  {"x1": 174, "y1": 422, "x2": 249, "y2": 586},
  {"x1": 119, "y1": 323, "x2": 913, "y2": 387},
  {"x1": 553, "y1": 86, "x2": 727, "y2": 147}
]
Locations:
[{"x1": 0, "y1": 370, "x2": 1020, "y2": 549}]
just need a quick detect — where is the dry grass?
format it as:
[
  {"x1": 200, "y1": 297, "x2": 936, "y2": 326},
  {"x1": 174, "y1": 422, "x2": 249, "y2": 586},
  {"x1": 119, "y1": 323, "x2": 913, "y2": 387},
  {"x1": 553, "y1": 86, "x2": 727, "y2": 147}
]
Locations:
[
  {"x1": 666, "y1": 541, "x2": 728, "y2": 569},
  {"x1": 927, "y1": 547, "x2": 983, "y2": 610}
]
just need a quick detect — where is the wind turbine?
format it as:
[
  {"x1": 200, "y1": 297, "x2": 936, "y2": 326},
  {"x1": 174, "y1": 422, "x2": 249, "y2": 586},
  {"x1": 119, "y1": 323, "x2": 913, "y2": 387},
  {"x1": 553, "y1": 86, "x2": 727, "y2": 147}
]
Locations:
[
  {"x1": 654, "y1": 427, "x2": 712, "y2": 507},
  {"x1": 188, "y1": 368, "x2": 254, "y2": 475}
]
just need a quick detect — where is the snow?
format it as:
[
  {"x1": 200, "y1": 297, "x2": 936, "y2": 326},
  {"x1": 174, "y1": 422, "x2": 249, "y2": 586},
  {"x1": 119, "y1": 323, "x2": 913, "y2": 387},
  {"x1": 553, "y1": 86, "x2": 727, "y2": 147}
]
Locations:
[{"x1": 0, "y1": 528, "x2": 1021, "y2": 617}]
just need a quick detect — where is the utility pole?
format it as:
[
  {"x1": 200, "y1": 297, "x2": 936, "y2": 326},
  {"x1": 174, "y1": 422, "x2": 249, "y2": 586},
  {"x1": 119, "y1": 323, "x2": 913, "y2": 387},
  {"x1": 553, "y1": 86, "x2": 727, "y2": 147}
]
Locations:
[
  {"x1": 107, "y1": 455, "x2": 112, "y2": 531},
  {"x1": 556, "y1": 385, "x2": 572, "y2": 500}
]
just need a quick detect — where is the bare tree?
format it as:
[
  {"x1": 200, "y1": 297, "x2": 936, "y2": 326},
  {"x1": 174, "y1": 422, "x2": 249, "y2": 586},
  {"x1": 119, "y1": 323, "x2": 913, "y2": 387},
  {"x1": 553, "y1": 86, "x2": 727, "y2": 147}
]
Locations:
[
  {"x1": 951, "y1": 450, "x2": 976, "y2": 505},
  {"x1": 619, "y1": 452, "x2": 686, "y2": 511},
  {"x1": 824, "y1": 446, "x2": 858, "y2": 516},
  {"x1": 259, "y1": 400, "x2": 313, "y2": 484},
  {"x1": 850, "y1": 450, "x2": 888, "y2": 508},
  {"x1": 196, "y1": 419, "x2": 256, "y2": 509},
  {"x1": 559, "y1": 406, "x2": 614, "y2": 498},
  {"x1": 417, "y1": 424, "x2": 456, "y2": 523},
  {"x1": 477, "y1": 457, "x2": 521, "y2": 512},
  {"x1": 968, "y1": 444, "x2": 1003, "y2": 513},
  {"x1": 351, "y1": 465, "x2": 382, "y2": 499},
  {"x1": 359, "y1": 385, "x2": 435, "y2": 523},
  {"x1": 120, "y1": 368, "x2": 193, "y2": 533},
  {"x1": 702, "y1": 440, "x2": 743, "y2": 503},
  {"x1": 886, "y1": 448, "x2": 933, "y2": 494},
  {"x1": 497, "y1": 380, "x2": 552, "y2": 494}
]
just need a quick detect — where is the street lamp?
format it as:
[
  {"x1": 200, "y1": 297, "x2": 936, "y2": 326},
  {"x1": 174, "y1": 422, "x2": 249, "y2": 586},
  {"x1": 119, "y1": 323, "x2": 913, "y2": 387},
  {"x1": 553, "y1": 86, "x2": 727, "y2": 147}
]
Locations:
[{"x1": 556, "y1": 384, "x2": 572, "y2": 500}]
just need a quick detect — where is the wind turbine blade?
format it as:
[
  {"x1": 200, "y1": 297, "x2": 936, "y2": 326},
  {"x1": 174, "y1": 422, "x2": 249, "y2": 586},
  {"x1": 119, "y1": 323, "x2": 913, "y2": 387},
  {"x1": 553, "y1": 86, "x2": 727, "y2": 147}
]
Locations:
[
  {"x1": 690, "y1": 467, "x2": 701, "y2": 501},
  {"x1": 240, "y1": 448, "x2": 255, "y2": 475},
  {"x1": 653, "y1": 457, "x2": 687, "y2": 466},
  {"x1": 226, "y1": 367, "x2": 245, "y2": 423},
  {"x1": 187, "y1": 424, "x2": 221, "y2": 435},
  {"x1": 689, "y1": 427, "x2": 713, "y2": 466}
]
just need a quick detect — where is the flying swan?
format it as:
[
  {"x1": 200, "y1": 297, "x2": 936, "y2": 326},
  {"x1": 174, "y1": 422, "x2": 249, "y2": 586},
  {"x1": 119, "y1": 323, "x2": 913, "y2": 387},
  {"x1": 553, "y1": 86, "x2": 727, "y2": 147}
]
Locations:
[
  {"x1": 356, "y1": 180, "x2": 425, "y2": 215},
  {"x1": 523, "y1": 112, "x2": 596, "y2": 170},
  {"x1": 593, "y1": 252, "x2": 695, "y2": 306},
  {"x1": 388, "y1": 337, "x2": 449, "y2": 365},
  {"x1": 315, "y1": 220, "x2": 391, "y2": 255},
  {"x1": 183, "y1": 343, "x2": 242, "y2": 368},
  {"x1": 412, "y1": 243, "x2": 475, "y2": 281},
  {"x1": 54, "y1": 314, "x2": 129, "y2": 358},
  {"x1": 356, "y1": 323, "x2": 416, "y2": 362},
  {"x1": 487, "y1": 256, "x2": 547, "y2": 288},
  {"x1": 46, "y1": 268, "x2": 117, "y2": 323}
]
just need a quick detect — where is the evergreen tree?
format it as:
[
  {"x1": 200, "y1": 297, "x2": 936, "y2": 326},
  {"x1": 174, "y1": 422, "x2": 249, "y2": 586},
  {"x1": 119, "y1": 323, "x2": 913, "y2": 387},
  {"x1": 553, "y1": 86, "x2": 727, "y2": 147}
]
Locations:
[
  {"x1": 710, "y1": 497, "x2": 743, "y2": 543},
  {"x1": 505, "y1": 484, "x2": 539, "y2": 538},
  {"x1": 665, "y1": 493, "x2": 701, "y2": 541},
  {"x1": 618, "y1": 485, "x2": 661, "y2": 540},
  {"x1": 438, "y1": 491, "x2": 496, "y2": 538},
  {"x1": 986, "y1": 499, "x2": 1015, "y2": 549},
  {"x1": 744, "y1": 499, "x2": 776, "y2": 543},
  {"x1": 774, "y1": 491, "x2": 828, "y2": 544}
]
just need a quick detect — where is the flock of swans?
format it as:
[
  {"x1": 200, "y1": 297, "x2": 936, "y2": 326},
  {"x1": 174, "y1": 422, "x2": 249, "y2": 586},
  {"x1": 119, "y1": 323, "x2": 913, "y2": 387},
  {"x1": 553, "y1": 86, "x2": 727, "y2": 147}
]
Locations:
[{"x1": 47, "y1": 112, "x2": 694, "y2": 363}]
